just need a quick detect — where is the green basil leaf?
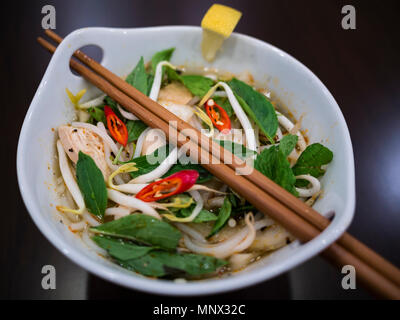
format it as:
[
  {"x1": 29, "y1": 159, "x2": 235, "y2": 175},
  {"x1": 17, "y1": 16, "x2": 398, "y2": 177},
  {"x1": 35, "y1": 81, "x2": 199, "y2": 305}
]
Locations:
[
  {"x1": 213, "y1": 96, "x2": 234, "y2": 117},
  {"x1": 179, "y1": 75, "x2": 214, "y2": 98},
  {"x1": 90, "y1": 214, "x2": 182, "y2": 250},
  {"x1": 150, "y1": 48, "x2": 175, "y2": 75},
  {"x1": 208, "y1": 197, "x2": 232, "y2": 238},
  {"x1": 126, "y1": 57, "x2": 149, "y2": 95},
  {"x1": 279, "y1": 134, "x2": 298, "y2": 157},
  {"x1": 228, "y1": 78, "x2": 278, "y2": 143},
  {"x1": 76, "y1": 152, "x2": 108, "y2": 219},
  {"x1": 177, "y1": 205, "x2": 218, "y2": 223},
  {"x1": 166, "y1": 68, "x2": 214, "y2": 98},
  {"x1": 87, "y1": 106, "x2": 106, "y2": 125},
  {"x1": 163, "y1": 162, "x2": 213, "y2": 183},
  {"x1": 120, "y1": 250, "x2": 227, "y2": 277},
  {"x1": 292, "y1": 143, "x2": 333, "y2": 185},
  {"x1": 126, "y1": 120, "x2": 147, "y2": 143},
  {"x1": 103, "y1": 96, "x2": 123, "y2": 119},
  {"x1": 255, "y1": 146, "x2": 299, "y2": 196},
  {"x1": 92, "y1": 235, "x2": 153, "y2": 261}
]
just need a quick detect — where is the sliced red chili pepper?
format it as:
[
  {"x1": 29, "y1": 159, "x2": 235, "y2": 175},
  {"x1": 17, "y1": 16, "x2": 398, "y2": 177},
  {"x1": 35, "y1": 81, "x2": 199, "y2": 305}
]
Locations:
[
  {"x1": 104, "y1": 106, "x2": 128, "y2": 146},
  {"x1": 205, "y1": 99, "x2": 231, "y2": 133},
  {"x1": 136, "y1": 170, "x2": 199, "y2": 202}
]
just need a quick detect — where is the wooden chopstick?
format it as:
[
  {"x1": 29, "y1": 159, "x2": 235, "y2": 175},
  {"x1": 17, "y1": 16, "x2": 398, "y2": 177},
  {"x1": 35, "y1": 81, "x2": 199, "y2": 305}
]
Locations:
[
  {"x1": 37, "y1": 35, "x2": 400, "y2": 299},
  {"x1": 44, "y1": 30, "x2": 400, "y2": 289}
]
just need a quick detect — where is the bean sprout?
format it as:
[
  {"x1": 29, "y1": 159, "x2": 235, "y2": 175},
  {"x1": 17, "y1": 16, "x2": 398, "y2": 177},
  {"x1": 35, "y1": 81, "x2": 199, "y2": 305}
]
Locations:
[
  {"x1": 117, "y1": 103, "x2": 138, "y2": 120},
  {"x1": 295, "y1": 174, "x2": 321, "y2": 198},
  {"x1": 149, "y1": 61, "x2": 177, "y2": 101},
  {"x1": 56, "y1": 140, "x2": 85, "y2": 214},
  {"x1": 78, "y1": 94, "x2": 106, "y2": 109},
  {"x1": 130, "y1": 147, "x2": 181, "y2": 184},
  {"x1": 107, "y1": 188, "x2": 161, "y2": 219}
]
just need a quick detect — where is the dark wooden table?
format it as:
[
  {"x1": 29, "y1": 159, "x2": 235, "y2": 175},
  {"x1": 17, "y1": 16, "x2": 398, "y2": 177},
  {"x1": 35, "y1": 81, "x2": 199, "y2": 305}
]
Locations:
[{"x1": 2, "y1": 0, "x2": 399, "y2": 300}]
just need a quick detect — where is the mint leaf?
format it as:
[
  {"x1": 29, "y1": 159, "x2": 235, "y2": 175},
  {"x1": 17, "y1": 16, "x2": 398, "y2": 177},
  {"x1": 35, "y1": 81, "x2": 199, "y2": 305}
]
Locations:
[
  {"x1": 279, "y1": 134, "x2": 298, "y2": 157},
  {"x1": 228, "y1": 78, "x2": 278, "y2": 143},
  {"x1": 76, "y1": 152, "x2": 107, "y2": 219},
  {"x1": 255, "y1": 146, "x2": 298, "y2": 196},
  {"x1": 92, "y1": 236, "x2": 153, "y2": 260},
  {"x1": 90, "y1": 214, "x2": 182, "y2": 250},
  {"x1": 208, "y1": 197, "x2": 232, "y2": 238},
  {"x1": 292, "y1": 143, "x2": 333, "y2": 186},
  {"x1": 126, "y1": 120, "x2": 147, "y2": 143}
]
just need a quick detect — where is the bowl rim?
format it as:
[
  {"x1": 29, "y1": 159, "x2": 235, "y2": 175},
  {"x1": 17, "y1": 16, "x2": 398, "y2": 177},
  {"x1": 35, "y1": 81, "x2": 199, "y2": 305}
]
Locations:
[{"x1": 17, "y1": 25, "x2": 356, "y2": 296}]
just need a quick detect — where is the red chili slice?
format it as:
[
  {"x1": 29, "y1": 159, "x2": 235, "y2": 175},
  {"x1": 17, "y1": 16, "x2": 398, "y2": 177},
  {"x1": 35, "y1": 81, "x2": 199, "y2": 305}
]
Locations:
[
  {"x1": 104, "y1": 106, "x2": 128, "y2": 146},
  {"x1": 205, "y1": 99, "x2": 231, "y2": 133},
  {"x1": 136, "y1": 170, "x2": 199, "y2": 202}
]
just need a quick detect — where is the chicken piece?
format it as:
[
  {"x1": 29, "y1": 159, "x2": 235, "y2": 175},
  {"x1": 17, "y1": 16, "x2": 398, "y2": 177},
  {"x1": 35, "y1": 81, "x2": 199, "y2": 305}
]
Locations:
[
  {"x1": 158, "y1": 82, "x2": 193, "y2": 105},
  {"x1": 58, "y1": 125, "x2": 110, "y2": 179}
]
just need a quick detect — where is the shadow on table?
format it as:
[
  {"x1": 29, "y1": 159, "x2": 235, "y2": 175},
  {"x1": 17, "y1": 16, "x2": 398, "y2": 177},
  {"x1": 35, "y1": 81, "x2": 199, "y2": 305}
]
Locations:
[{"x1": 86, "y1": 273, "x2": 292, "y2": 300}]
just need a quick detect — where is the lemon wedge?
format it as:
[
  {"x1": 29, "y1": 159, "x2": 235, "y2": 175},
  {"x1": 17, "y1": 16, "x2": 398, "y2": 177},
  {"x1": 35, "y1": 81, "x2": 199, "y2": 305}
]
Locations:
[{"x1": 201, "y1": 4, "x2": 242, "y2": 62}]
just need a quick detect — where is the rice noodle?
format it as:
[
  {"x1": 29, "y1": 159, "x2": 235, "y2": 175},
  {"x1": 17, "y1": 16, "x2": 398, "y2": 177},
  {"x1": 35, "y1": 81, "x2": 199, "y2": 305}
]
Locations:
[
  {"x1": 149, "y1": 61, "x2": 177, "y2": 101},
  {"x1": 134, "y1": 127, "x2": 151, "y2": 158},
  {"x1": 295, "y1": 175, "x2": 321, "y2": 198},
  {"x1": 117, "y1": 103, "x2": 138, "y2": 120},
  {"x1": 72, "y1": 121, "x2": 119, "y2": 155},
  {"x1": 183, "y1": 213, "x2": 255, "y2": 259},
  {"x1": 130, "y1": 147, "x2": 180, "y2": 184},
  {"x1": 56, "y1": 140, "x2": 85, "y2": 214},
  {"x1": 107, "y1": 189, "x2": 161, "y2": 219}
]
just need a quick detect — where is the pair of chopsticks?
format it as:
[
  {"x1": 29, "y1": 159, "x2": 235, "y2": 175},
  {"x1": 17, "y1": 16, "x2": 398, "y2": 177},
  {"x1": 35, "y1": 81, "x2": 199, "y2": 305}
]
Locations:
[{"x1": 38, "y1": 30, "x2": 400, "y2": 299}]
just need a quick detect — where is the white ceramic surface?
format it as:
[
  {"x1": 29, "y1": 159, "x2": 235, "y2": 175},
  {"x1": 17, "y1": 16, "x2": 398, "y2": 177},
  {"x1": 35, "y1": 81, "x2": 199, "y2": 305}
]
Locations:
[{"x1": 17, "y1": 26, "x2": 355, "y2": 296}]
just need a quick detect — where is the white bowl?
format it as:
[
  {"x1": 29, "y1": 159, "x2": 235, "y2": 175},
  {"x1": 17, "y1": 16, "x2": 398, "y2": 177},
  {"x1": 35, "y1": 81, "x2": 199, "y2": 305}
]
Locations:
[{"x1": 17, "y1": 26, "x2": 355, "y2": 296}]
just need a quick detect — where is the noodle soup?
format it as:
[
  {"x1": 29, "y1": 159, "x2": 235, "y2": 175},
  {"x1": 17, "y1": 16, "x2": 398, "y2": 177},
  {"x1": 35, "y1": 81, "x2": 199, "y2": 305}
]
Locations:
[{"x1": 54, "y1": 47, "x2": 333, "y2": 280}]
